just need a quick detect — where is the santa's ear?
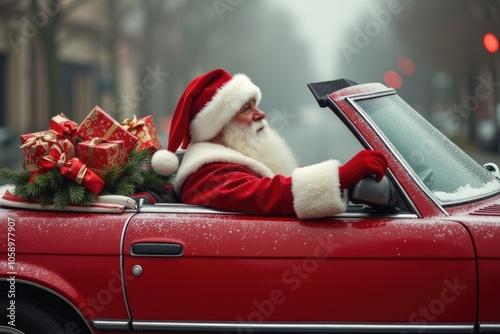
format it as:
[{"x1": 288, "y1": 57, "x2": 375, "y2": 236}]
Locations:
[{"x1": 151, "y1": 150, "x2": 179, "y2": 176}]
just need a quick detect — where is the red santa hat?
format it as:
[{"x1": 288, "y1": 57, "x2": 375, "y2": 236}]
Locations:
[{"x1": 152, "y1": 68, "x2": 262, "y2": 176}]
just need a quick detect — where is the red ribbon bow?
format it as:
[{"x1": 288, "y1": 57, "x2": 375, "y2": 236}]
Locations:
[
  {"x1": 38, "y1": 145, "x2": 105, "y2": 195},
  {"x1": 51, "y1": 113, "x2": 77, "y2": 137}
]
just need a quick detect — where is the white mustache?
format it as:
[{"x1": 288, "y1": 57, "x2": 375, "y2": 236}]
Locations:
[{"x1": 252, "y1": 119, "x2": 269, "y2": 132}]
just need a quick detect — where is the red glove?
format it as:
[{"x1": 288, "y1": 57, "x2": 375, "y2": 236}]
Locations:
[{"x1": 339, "y1": 150, "x2": 388, "y2": 189}]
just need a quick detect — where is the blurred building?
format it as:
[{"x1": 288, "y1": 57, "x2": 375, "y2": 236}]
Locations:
[
  {"x1": 0, "y1": 0, "x2": 107, "y2": 133},
  {"x1": 0, "y1": 0, "x2": 184, "y2": 171},
  {"x1": 0, "y1": 0, "x2": 120, "y2": 168}
]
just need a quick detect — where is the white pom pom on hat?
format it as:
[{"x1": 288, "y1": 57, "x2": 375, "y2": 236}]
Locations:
[{"x1": 151, "y1": 149, "x2": 179, "y2": 176}]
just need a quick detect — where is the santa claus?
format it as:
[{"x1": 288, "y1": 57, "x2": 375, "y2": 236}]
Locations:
[{"x1": 151, "y1": 68, "x2": 387, "y2": 219}]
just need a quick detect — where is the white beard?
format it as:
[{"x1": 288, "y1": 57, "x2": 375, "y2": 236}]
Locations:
[{"x1": 222, "y1": 119, "x2": 298, "y2": 176}]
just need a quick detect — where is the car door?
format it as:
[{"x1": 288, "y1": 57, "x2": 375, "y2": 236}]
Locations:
[{"x1": 122, "y1": 204, "x2": 476, "y2": 333}]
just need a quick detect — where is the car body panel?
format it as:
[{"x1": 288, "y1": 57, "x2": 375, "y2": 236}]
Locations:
[
  {"x1": 476, "y1": 259, "x2": 500, "y2": 323},
  {"x1": 0, "y1": 209, "x2": 129, "y2": 255},
  {"x1": 0, "y1": 208, "x2": 132, "y2": 321},
  {"x1": 123, "y1": 209, "x2": 476, "y2": 323}
]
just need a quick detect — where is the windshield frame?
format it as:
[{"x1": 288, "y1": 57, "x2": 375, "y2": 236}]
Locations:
[{"x1": 344, "y1": 91, "x2": 500, "y2": 208}]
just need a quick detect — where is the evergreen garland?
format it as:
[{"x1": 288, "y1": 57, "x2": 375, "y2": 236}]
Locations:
[{"x1": 0, "y1": 148, "x2": 173, "y2": 209}]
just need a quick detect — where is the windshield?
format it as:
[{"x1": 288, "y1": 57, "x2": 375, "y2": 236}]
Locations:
[{"x1": 355, "y1": 94, "x2": 500, "y2": 204}]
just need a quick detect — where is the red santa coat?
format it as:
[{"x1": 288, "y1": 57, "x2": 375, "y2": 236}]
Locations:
[{"x1": 174, "y1": 142, "x2": 348, "y2": 219}]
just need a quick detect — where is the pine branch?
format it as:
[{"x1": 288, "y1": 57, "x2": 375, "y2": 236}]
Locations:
[
  {"x1": 139, "y1": 169, "x2": 172, "y2": 194},
  {"x1": 24, "y1": 181, "x2": 43, "y2": 200},
  {"x1": 39, "y1": 188, "x2": 56, "y2": 207},
  {"x1": 130, "y1": 148, "x2": 151, "y2": 166},
  {"x1": 82, "y1": 191, "x2": 98, "y2": 206},
  {"x1": 120, "y1": 162, "x2": 143, "y2": 183},
  {"x1": 35, "y1": 169, "x2": 61, "y2": 190},
  {"x1": 0, "y1": 168, "x2": 31, "y2": 187},
  {"x1": 67, "y1": 182, "x2": 86, "y2": 204},
  {"x1": 111, "y1": 180, "x2": 135, "y2": 196},
  {"x1": 102, "y1": 165, "x2": 122, "y2": 189},
  {"x1": 53, "y1": 186, "x2": 70, "y2": 209},
  {"x1": 13, "y1": 184, "x2": 32, "y2": 200}
]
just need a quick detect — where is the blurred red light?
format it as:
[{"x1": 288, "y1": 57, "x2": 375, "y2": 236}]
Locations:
[
  {"x1": 384, "y1": 70, "x2": 402, "y2": 89},
  {"x1": 483, "y1": 33, "x2": 499, "y2": 53},
  {"x1": 397, "y1": 56, "x2": 415, "y2": 75}
]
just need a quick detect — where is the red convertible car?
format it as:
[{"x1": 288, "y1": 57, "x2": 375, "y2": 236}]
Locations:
[{"x1": 1, "y1": 79, "x2": 500, "y2": 334}]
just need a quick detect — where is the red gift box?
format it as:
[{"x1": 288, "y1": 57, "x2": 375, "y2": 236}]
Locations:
[
  {"x1": 20, "y1": 130, "x2": 75, "y2": 175},
  {"x1": 50, "y1": 113, "x2": 77, "y2": 138},
  {"x1": 37, "y1": 145, "x2": 105, "y2": 194},
  {"x1": 77, "y1": 138, "x2": 128, "y2": 177},
  {"x1": 76, "y1": 106, "x2": 138, "y2": 152},
  {"x1": 121, "y1": 115, "x2": 162, "y2": 152}
]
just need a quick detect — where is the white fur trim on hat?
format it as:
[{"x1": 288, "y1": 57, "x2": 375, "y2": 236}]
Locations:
[
  {"x1": 189, "y1": 73, "x2": 262, "y2": 143},
  {"x1": 291, "y1": 160, "x2": 349, "y2": 219},
  {"x1": 151, "y1": 149, "x2": 180, "y2": 176}
]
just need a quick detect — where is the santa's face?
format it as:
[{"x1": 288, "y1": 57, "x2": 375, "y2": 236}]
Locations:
[
  {"x1": 232, "y1": 98, "x2": 266, "y2": 127},
  {"x1": 221, "y1": 109, "x2": 298, "y2": 177}
]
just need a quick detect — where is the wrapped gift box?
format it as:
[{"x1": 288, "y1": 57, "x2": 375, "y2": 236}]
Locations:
[
  {"x1": 50, "y1": 113, "x2": 77, "y2": 137},
  {"x1": 20, "y1": 130, "x2": 75, "y2": 175},
  {"x1": 122, "y1": 115, "x2": 162, "y2": 152},
  {"x1": 77, "y1": 138, "x2": 128, "y2": 177},
  {"x1": 76, "y1": 106, "x2": 138, "y2": 152}
]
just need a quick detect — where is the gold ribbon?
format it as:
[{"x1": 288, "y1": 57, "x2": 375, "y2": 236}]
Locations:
[
  {"x1": 37, "y1": 145, "x2": 67, "y2": 170},
  {"x1": 51, "y1": 146, "x2": 66, "y2": 168},
  {"x1": 21, "y1": 130, "x2": 61, "y2": 172},
  {"x1": 90, "y1": 137, "x2": 107, "y2": 146},
  {"x1": 88, "y1": 138, "x2": 103, "y2": 167},
  {"x1": 121, "y1": 115, "x2": 145, "y2": 131},
  {"x1": 25, "y1": 164, "x2": 40, "y2": 173},
  {"x1": 20, "y1": 130, "x2": 58, "y2": 149},
  {"x1": 75, "y1": 164, "x2": 87, "y2": 184},
  {"x1": 87, "y1": 138, "x2": 121, "y2": 168},
  {"x1": 103, "y1": 123, "x2": 119, "y2": 139}
]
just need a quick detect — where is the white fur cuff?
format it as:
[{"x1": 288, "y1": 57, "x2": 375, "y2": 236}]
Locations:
[{"x1": 291, "y1": 160, "x2": 348, "y2": 219}]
